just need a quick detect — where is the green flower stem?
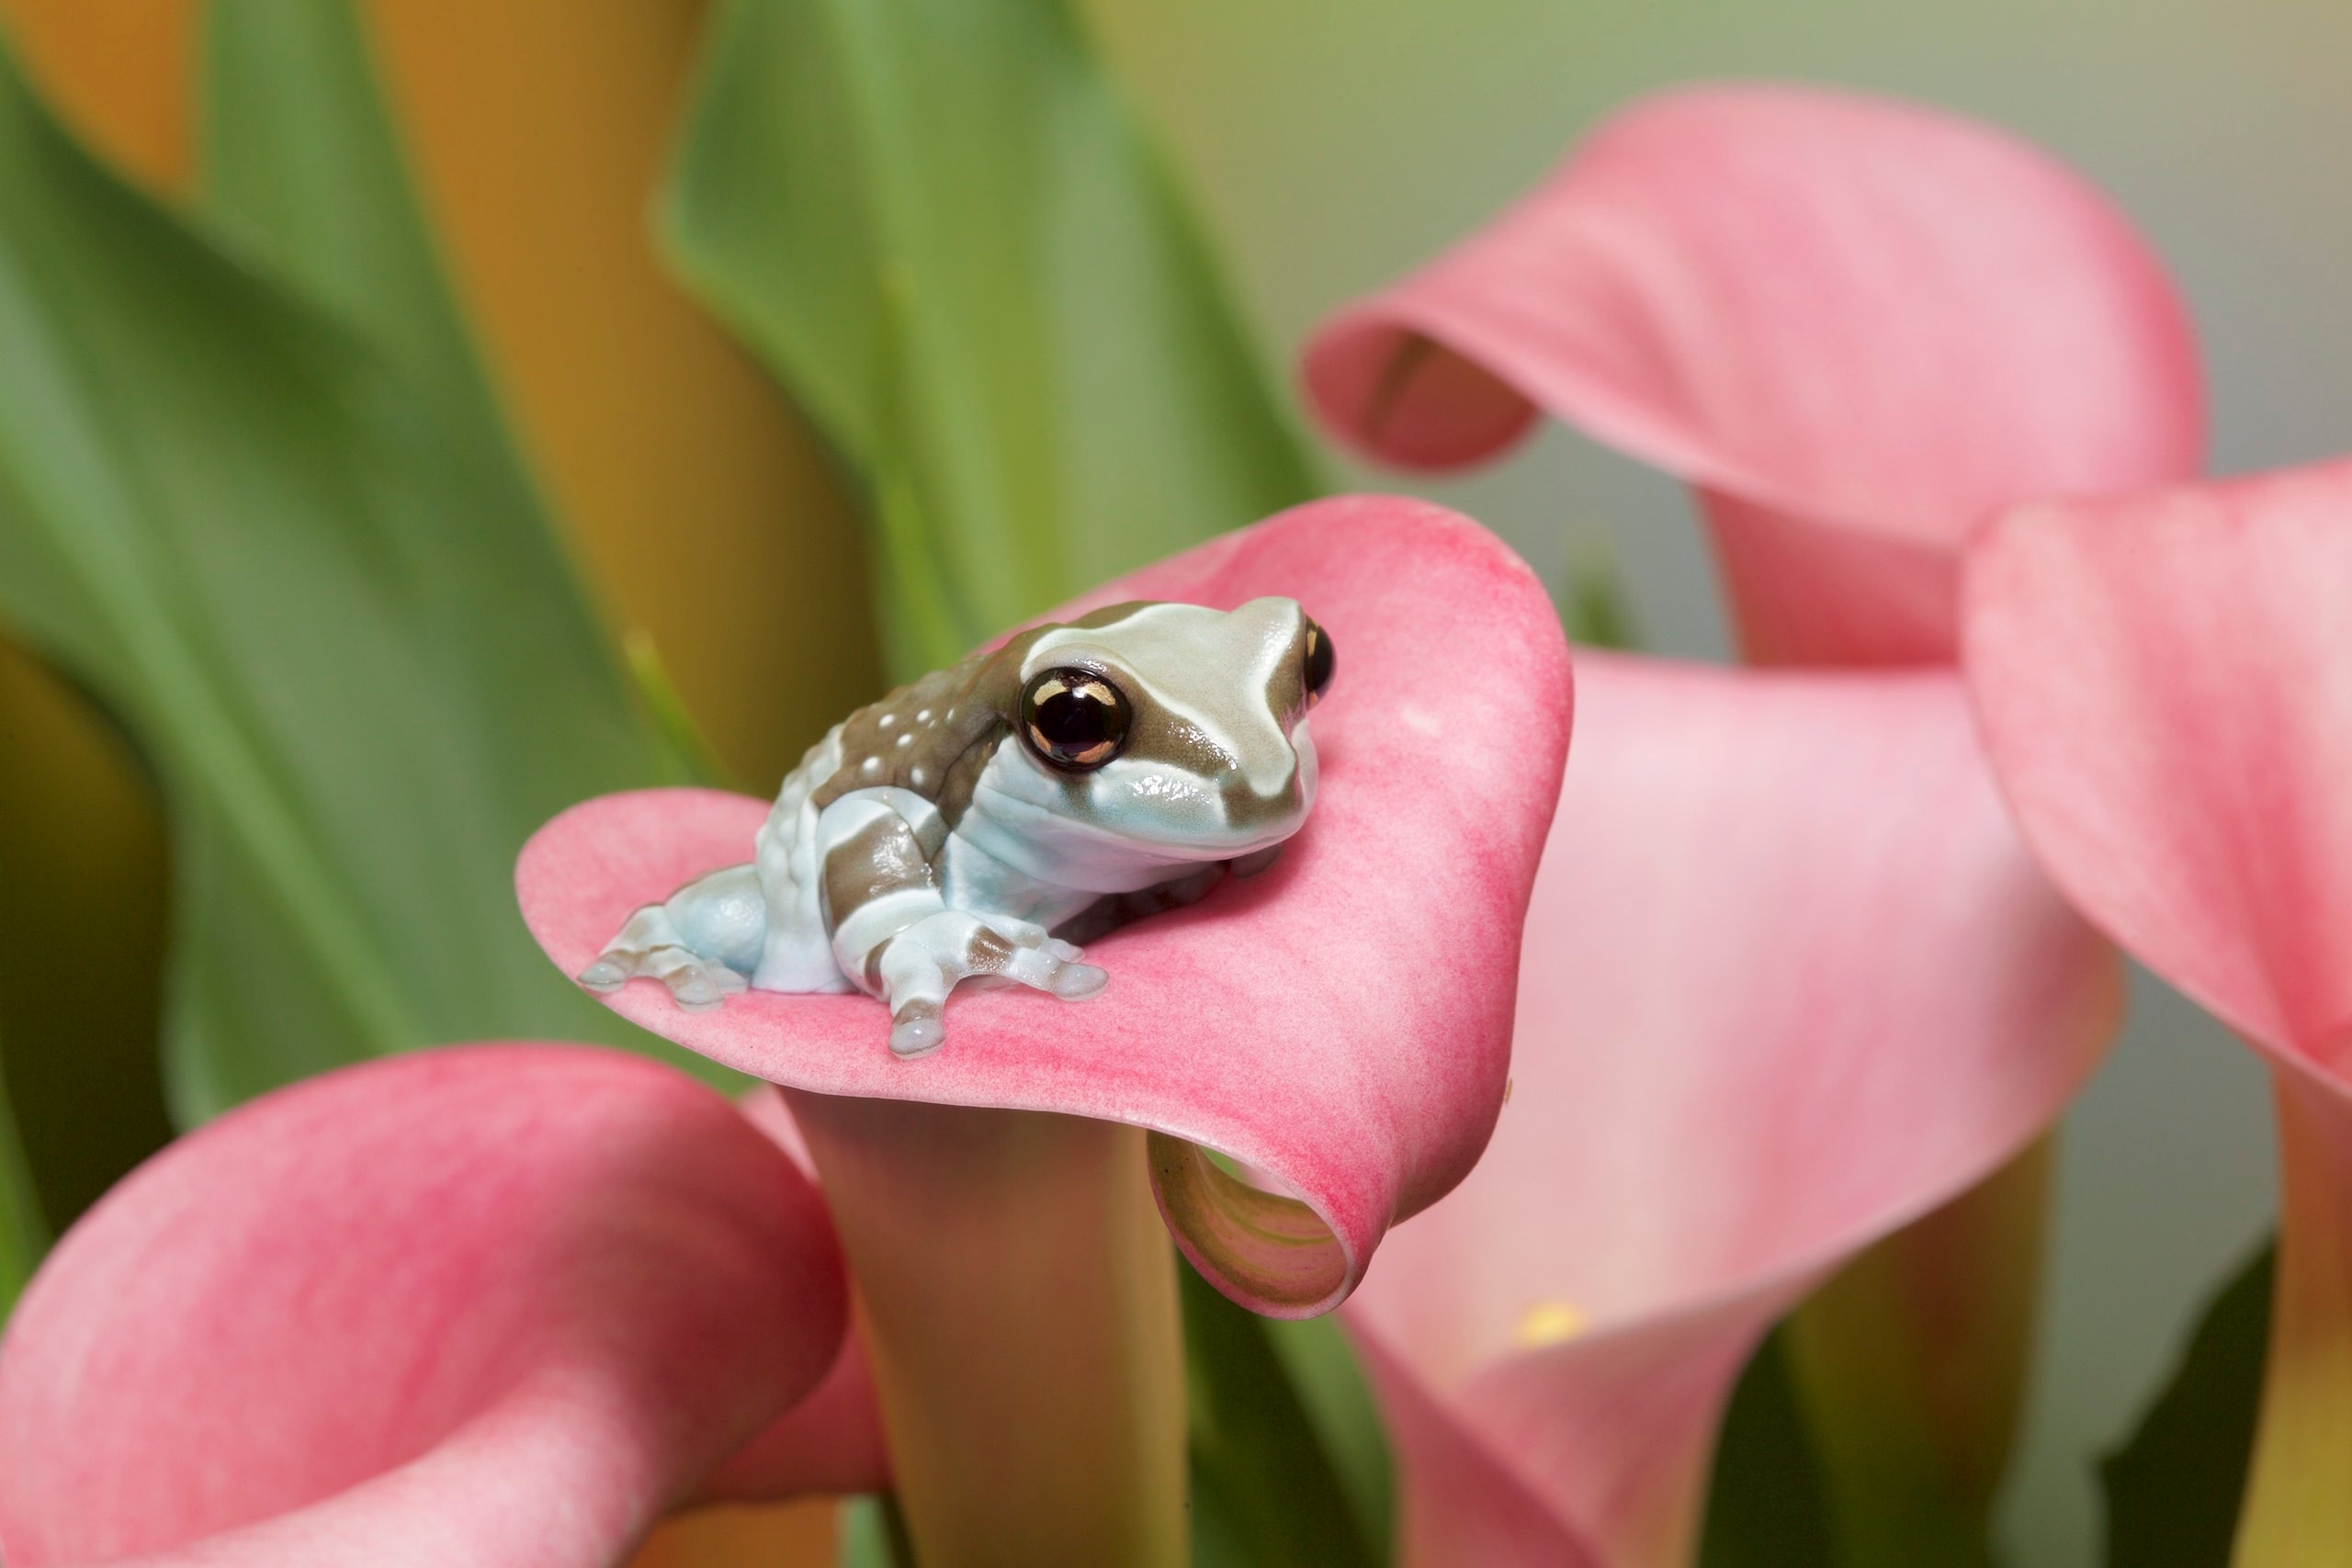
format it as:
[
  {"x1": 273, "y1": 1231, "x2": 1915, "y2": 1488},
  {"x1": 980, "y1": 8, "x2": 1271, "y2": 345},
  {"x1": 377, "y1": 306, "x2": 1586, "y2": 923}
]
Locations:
[
  {"x1": 785, "y1": 1090, "x2": 1187, "y2": 1568},
  {"x1": 2233, "y1": 1070, "x2": 2352, "y2": 1565},
  {"x1": 1781, "y1": 1138, "x2": 2053, "y2": 1568}
]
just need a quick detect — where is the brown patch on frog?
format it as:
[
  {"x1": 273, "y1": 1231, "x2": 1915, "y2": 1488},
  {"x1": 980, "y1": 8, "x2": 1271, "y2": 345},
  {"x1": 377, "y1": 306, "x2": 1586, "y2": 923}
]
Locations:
[
  {"x1": 820, "y1": 811, "x2": 938, "y2": 931},
  {"x1": 931, "y1": 729, "x2": 1003, "y2": 830},
  {"x1": 810, "y1": 626, "x2": 1049, "y2": 815},
  {"x1": 963, "y1": 925, "x2": 1018, "y2": 975},
  {"x1": 808, "y1": 603, "x2": 1164, "y2": 824}
]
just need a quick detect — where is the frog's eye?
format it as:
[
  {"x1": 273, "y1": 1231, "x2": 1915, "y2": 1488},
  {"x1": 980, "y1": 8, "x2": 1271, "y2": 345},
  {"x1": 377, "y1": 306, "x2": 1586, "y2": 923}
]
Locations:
[
  {"x1": 1021, "y1": 668, "x2": 1132, "y2": 772},
  {"x1": 1303, "y1": 619, "x2": 1336, "y2": 709}
]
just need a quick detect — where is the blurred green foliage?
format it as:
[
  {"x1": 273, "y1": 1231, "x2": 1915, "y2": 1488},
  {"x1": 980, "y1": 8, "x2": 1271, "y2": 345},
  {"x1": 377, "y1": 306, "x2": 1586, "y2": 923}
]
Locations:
[
  {"x1": 0, "y1": 27, "x2": 727, "y2": 1125},
  {"x1": 202, "y1": 0, "x2": 510, "y2": 437},
  {"x1": 662, "y1": 0, "x2": 1320, "y2": 679},
  {"x1": 0, "y1": 643, "x2": 177, "y2": 1240},
  {"x1": 837, "y1": 1495, "x2": 919, "y2": 1568},
  {"x1": 1702, "y1": 1327, "x2": 1838, "y2": 1568},
  {"x1": 1558, "y1": 527, "x2": 1643, "y2": 649},
  {"x1": 1184, "y1": 1263, "x2": 1393, "y2": 1568},
  {"x1": 2101, "y1": 1237, "x2": 2274, "y2": 1567},
  {"x1": 0, "y1": 1026, "x2": 44, "y2": 1316}
]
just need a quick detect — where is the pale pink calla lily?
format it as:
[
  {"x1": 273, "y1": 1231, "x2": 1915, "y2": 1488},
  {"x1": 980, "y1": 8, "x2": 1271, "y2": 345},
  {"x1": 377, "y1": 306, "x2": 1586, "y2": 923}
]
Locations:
[
  {"x1": 518, "y1": 494, "x2": 1572, "y2": 1317},
  {"x1": 0, "y1": 1045, "x2": 863, "y2": 1567},
  {"x1": 1964, "y1": 461, "x2": 2352, "y2": 1561},
  {"x1": 1301, "y1": 83, "x2": 2202, "y2": 664},
  {"x1": 1346, "y1": 654, "x2": 2117, "y2": 1566}
]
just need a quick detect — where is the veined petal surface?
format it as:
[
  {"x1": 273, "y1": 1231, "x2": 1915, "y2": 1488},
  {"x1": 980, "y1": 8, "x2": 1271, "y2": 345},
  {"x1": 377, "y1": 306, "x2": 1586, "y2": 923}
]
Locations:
[
  {"x1": 520, "y1": 496, "x2": 1573, "y2": 1317},
  {"x1": 0, "y1": 1045, "x2": 849, "y2": 1567},
  {"x1": 1345, "y1": 654, "x2": 2116, "y2": 1564},
  {"x1": 1302, "y1": 84, "x2": 2201, "y2": 663}
]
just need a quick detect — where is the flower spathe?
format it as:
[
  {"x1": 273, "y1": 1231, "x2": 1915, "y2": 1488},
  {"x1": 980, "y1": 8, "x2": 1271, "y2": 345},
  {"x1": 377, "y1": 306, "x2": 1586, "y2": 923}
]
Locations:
[
  {"x1": 518, "y1": 494, "x2": 1575, "y2": 1318},
  {"x1": 0, "y1": 1045, "x2": 856, "y2": 1567},
  {"x1": 1301, "y1": 83, "x2": 2202, "y2": 665},
  {"x1": 1963, "y1": 460, "x2": 2352, "y2": 1562},
  {"x1": 1347, "y1": 654, "x2": 2117, "y2": 1566}
]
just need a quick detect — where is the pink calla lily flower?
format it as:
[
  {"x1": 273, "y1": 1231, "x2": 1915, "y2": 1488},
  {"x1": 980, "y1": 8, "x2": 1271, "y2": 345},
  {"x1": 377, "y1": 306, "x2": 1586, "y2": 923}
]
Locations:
[
  {"x1": 0, "y1": 1045, "x2": 865, "y2": 1567},
  {"x1": 1963, "y1": 460, "x2": 2352, "y2": 1562},
  {"x1": 520, "y1": 494, "x2": 1571, "y2": 1321},
  {"x1": 1293, "y1": 81, "x2": 2200, "y2": 1562},
  {"x1": 1300, "y1": 83, "x2": 2202, "y2": 665},
  {"x1": 519, "y1": 494, "x2": 1573, "y2": 1563},
  {"x1": 1348, "y1": 653, "x2": 2117, "y2": 1566}
]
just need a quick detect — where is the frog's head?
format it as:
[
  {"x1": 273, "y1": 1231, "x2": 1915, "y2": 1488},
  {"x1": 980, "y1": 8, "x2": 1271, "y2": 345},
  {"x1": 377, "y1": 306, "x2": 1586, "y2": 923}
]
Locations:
[{"x1": 1007, "y1": 597, "x2": 1331, "y2": 862}]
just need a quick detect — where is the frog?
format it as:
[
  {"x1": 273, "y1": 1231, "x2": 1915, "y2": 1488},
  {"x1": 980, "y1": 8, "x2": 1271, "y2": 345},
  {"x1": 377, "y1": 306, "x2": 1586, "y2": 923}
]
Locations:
[{"x1": 578, "y1": 596, "x2": 1335, "y2": 1057}]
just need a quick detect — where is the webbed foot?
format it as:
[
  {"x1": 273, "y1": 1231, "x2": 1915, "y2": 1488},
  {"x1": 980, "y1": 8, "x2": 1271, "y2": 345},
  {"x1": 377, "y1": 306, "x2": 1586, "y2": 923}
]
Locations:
[
  {"x1": 876, "y1": 912, "x2": 1105, "y2": 1058},
  {"x1": 580, "y1": 901, "x2": 751, "y2": 1012}
]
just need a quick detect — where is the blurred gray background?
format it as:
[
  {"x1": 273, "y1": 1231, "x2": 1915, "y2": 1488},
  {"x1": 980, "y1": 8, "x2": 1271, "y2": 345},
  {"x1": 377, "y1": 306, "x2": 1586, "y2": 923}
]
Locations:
[{"x1": 1085, "y1": 0, "x2": 2344, "y2": 1559}]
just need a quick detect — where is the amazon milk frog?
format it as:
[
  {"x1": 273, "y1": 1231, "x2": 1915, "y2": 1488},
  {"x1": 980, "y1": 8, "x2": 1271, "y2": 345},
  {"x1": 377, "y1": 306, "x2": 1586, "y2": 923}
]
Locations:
[{"x1": 579, "y1": 597, "x2": 1334, "y2": 1056}]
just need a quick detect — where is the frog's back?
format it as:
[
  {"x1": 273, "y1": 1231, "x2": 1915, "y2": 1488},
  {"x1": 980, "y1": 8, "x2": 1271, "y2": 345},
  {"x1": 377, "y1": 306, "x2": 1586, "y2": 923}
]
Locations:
[{"x1": 748, "y1": 637, "x2": 1028, "y2": 987}]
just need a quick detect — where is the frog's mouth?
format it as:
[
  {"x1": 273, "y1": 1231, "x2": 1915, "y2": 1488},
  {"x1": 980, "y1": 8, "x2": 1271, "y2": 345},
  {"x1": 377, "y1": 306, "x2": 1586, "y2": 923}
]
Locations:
[{"x1": 1092, "y1": 716, "x2": 1318, "y2": 858}]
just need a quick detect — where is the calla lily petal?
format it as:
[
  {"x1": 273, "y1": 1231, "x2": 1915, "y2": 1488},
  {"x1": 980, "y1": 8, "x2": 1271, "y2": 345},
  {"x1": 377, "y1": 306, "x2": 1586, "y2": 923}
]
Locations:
[
  {"x1": 1963, "y1": 465, "x2": 2352, "y2": 1562},
  {"x1": 698, "y1": 1334, "x2": 890, "y2": 1506},
  {"x1": 0, "y1": 1044, "x2": 851, "y2": 1567},
  {"x1": 519, "y1": 494, "x2": 1573, "y2": 1317},
  {"x1": 1301, "y1": 83, "x2": 2201, "y2": 663},
  {"x1": 1345, "y1": 653, "x2": 2117, "y2": 1564},
  {"x1": 697, "y1": 1088, "x2": 892, "y2": 1505},
  {"x1": 1964, "y1": 464, "x2": 2352, "y2": 1062},
  {"x1": 1351, "y1": 1328, "x2": 1606, "y2": 1568}
]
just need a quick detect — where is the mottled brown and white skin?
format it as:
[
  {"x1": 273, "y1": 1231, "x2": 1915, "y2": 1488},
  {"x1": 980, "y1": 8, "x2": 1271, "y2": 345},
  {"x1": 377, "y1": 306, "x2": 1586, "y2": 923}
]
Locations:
[{"x1": 580, "y1": 598, "x2": 1333, "y2": 1055}]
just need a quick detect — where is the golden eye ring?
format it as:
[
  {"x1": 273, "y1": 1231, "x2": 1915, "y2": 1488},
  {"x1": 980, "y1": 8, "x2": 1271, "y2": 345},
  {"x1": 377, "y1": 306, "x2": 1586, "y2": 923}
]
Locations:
[{"x1": 1020, "y1": 667, "x2": 1132, "y2": 772}]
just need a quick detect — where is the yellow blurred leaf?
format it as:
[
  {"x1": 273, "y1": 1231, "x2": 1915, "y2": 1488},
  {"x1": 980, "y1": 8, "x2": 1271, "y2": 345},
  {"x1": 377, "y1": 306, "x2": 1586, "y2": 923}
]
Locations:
[
  {"x1": 627, "y1": 1501, "x2": 838, "y2": 1568},
  {"x1": 0, "y1": 0, "x2": 193, "y2": 193}
]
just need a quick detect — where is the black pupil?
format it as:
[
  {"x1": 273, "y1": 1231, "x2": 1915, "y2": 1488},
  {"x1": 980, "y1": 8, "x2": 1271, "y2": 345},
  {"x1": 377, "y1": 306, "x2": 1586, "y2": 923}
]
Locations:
[
  {"x1": 1304, "y1": 621, "x2": 1336, "y2": 704},
  {"x1": 1024, "y1": 671, "x2": 1129, "y2": 769}
]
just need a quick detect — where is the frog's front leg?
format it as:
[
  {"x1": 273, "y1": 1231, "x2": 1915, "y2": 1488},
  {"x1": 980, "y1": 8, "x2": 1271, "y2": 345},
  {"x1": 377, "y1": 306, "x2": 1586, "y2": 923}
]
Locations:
[
  {"x1": 579, "y1": 863, "x2": 763, "y2": 1011},
  {"x1": 819, "y1": 790, "x2": 1105, "y2": 1057}
]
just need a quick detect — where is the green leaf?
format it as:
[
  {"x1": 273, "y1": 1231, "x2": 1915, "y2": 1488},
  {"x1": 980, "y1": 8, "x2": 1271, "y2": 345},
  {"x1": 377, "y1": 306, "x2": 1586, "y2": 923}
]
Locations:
[
  {"x1": 1182, "y1": 1262, "x2": 1392, "y2": 1568},
  {"x1": 0, "y1": 1016, "x2": 49, "y2": 1319},
  {"x1": 0, "y1": 38, "x2": 721, "y2": 1123},
  {"x1": 660, "y1": 0, "x2": 1321, "y2": 677},
  {"x1": 1699, "y1": 1325, "x2": 1839, "y2": 1568},
  {"x1": 838, "y1": 1495, "x2": 918, "y2": 1568},
  {"x1": 0, "y1": 642, "x2": 177, "y2": 1234},
  {"x1": 200, "y1": 0, "x2": 502, "y2": 427},
  {"x1": 2101, "y1": 1237, "x2": 2275, "y2": 1568},
  {"x1": 1558, "y1": 526, "x2": 1642, "y2": 651}
]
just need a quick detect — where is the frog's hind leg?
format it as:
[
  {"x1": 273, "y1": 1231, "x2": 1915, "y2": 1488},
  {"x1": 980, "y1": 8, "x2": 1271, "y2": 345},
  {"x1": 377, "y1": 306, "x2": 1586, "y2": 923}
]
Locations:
[{"x1": 578, "y1": 863, "x2": 764, "y2": 1011}]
